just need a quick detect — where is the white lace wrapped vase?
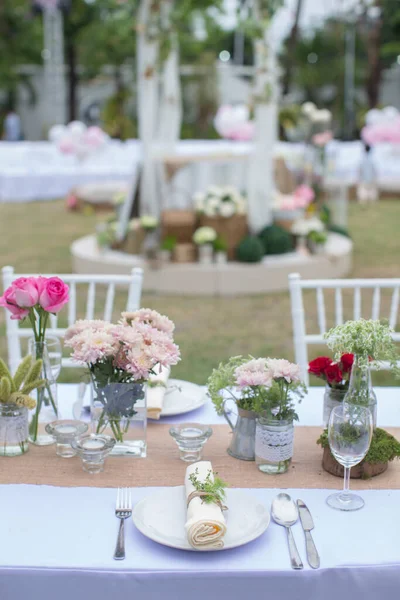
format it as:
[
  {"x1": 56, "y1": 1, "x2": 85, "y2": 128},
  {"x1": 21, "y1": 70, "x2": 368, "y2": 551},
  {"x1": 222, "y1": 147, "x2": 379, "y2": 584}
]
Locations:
[{"x1": 255, "y1": 418, "x2": 294, "y2": 474}]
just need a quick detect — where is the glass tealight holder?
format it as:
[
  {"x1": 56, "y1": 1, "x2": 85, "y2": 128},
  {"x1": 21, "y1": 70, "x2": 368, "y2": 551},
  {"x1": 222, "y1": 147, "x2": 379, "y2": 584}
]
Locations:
[
  {"x1": 169, "y1": 423, "x2": 212, "y2": 462},
  {"x1": 45, "y1": 420, "x2": 88, "y2": 458},
  {"x1": 72, "y1": 434, "x2": 115, "y2": 474}
]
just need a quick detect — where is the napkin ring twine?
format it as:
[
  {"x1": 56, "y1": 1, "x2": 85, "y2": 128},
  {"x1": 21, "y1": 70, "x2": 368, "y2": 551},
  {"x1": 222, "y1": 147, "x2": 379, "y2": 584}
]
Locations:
[{"x1": 187, "y1": 491, "x2": 228, "y2": 511}]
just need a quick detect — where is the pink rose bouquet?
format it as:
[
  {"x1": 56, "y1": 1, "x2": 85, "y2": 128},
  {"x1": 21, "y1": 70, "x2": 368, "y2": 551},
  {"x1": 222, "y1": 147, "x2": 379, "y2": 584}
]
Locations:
[
  {"x1": 208, "y1": 355, "x2": 306, "y2": 421},
  {"x1": 0, "y1": 275, "x2": 69, "y2": 442},
  {"x1": 0, "y1": 275, "x2": 69, "y2": 338}
]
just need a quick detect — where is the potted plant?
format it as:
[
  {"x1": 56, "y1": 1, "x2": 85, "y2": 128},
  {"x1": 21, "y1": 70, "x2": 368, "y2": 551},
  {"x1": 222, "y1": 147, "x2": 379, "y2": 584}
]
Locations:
[
  {"x1": 291, "y1": 216, "x2": 325, "y2": 256},
  {"x1": 319, "y1": 319, "x2": 400, "y2": 478},
  {"x1": 213, "y1": 236, "x2": 228, "y2": 264},
  {"x1": 0, "y1": 356, "x2": 44, "y2": 456},
  {"x1": 308, "y1": 353, "x2": 354, "y2": 426},
  {"x1": 194, "y1": 185, "x2": 248, "y2": 259},
  {"x1": 207, "y1": 356, "x2": 305, "y2": 465},
  {"x1": 193, "y1": 227, "x2": 217, "y2": 264},
  {"x1": 159, "y1": 235, "x2": 177, "y2": 264},
  {"x1": 307, "y1": 230, "x2": 327, "y2": 254},
  {"x1": 65, "y1": 309, "x2": 180, "y2": 457}
]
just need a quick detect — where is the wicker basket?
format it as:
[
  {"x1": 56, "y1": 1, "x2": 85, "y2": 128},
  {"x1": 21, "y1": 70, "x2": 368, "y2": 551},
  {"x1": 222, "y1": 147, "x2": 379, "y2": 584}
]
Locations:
[
  {"x1": 173, "y1": 243, "x2": 196, "y2": 263},
  {"x1": 161, "y1": 210, "x2": 197, "y2": 244},
  {"x1": 198, "y1": 214, "x2": 248, "y2": 260},
  {"x1": 112, "y1": 229, "x2": 146, "y2": 255}
]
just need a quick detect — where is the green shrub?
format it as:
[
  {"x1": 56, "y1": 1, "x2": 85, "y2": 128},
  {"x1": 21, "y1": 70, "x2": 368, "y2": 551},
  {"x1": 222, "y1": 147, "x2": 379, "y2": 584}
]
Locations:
[
  {"x1": 259, "y1": 224, "x2": 293, "y2": 255},
  {"x1": 161, "y1": 235, "x2": 177, "y2": 252},
  {"x1": 328, "y1": 224, "x2": 351, "y2": 238},
  {"x1": 236, "y1": 236, "x2": 264, "y2": 263},
  {"x1": 213, "y1": 236, "x2": 228, "y2": 253}
]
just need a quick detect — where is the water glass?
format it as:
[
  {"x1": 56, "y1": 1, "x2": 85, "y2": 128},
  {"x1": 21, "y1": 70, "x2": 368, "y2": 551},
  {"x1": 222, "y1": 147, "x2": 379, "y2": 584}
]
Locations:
[
  {"x1": 29, "y1": 336, "x2": 62, "y2": 381},
  {"x1": 327, "y1": 405, "x2": 373, "y2": 511}
]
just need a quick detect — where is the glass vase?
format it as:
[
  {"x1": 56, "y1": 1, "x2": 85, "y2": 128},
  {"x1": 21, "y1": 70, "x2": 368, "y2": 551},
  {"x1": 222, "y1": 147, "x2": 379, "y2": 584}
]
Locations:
[
  {"x1": 343, "y1": 355, "x2": 377, "y2": 429},
  {"x1": 91, "y1": 381, "x2": 147, "y2": 457},
  {"x1": 323, "y1": 386, "x2": 347, "y2": 427},
  {"x1": 255, "y1": 418, "x2": 294, "y2": 474},
  {"x1": 0, "y1": 403, "x2": 29, "y2": 456},
  {"x1": 28, "y1": 340, "x2": 58, "y2": 446}
]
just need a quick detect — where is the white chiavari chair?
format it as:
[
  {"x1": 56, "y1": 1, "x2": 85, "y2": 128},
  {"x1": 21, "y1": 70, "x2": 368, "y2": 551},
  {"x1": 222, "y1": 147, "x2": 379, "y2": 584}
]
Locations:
[
  {"x1": 2, "y1": 266, "x2": 144, "y2": 373},
  {"x1": 289, "y1": 272, "x2": 400, "y2": 385}
]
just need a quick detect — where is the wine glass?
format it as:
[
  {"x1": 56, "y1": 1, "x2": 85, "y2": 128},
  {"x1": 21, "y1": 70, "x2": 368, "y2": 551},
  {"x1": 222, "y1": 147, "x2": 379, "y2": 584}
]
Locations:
[{"x1": 327, "y1": 405, "x2": 373, "y2": 511}]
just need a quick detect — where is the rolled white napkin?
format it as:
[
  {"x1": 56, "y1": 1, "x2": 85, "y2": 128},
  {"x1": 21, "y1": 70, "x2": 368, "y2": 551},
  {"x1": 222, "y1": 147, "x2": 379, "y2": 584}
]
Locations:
[
  {"x1": 184, "y1": 461, "x2": 227, "y2": 550},
  {"x1": 147, "y1": 365, "x2": 170, "y2": 420}
]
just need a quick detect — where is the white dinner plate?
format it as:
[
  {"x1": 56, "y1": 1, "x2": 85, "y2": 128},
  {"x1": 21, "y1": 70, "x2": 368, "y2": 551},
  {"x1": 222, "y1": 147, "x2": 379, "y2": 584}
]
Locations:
[
  {"x1": 132, "y1": 486, "x2": 270, "y2": 552},
  {"x1": 83, "y1": 379, "x2": 207, "y2": 418},
  {"x1": 157, "y1": 379, "x2": 207, "y2": 418}
]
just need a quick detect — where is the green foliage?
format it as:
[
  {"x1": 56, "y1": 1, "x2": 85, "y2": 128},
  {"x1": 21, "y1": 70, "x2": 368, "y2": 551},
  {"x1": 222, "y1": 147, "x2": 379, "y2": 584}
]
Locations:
[
  {"x1": 328, "y1": 224, "x2": 351, "y2": 238},
  {"x1": 207, "y1": 356, "x2": 249, "y2": 415},
  {"x1": 0, "y1": 355, "x2": 44, "y2": 408},
  {"x1": 213, "y1": 236, "x2": 228, "y2": 253},
  {"x1": 161, "y1": 235, "x2": 177, "y2": 252},
  {"x1": 308, "y1": 230, "x2": 327, "y2": 245},
  {"x1": 101, "y1": 90, "x2": 136, "y2": 140},
  {"x1": 317, "y1": 427, "x2": 400, "y2": 465},
  {"x1": 0, "y1": 0, "x2": 42, "y2": 106},
  {"x1": 259, "y1": 379, "x2": 306, "y2": 422},
  {"x1": 188, "y1": 468, "x2": 227, "y2": 507},
  {"x1": 259, "y1": 225, "x2": 293, "y2": 256},
  {"x1": 236, "y1": 236, "x2": 264, "y2": 263}
]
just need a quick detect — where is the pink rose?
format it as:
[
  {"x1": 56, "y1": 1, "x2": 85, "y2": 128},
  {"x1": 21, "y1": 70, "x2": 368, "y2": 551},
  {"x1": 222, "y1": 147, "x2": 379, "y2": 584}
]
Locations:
[
  {"x1": 12, "y1": 277, "x2": 39, "y2": 308},
  {"x1": 39, "y1": 277, "x2": 69, "y2": 313},
  {"x1": 0, "y1": 287, "x2": 30, "y2": 320}
]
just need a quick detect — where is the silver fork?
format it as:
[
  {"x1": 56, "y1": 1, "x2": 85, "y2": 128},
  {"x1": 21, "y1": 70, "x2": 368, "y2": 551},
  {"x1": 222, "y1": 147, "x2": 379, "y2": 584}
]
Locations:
[{"x1": 114, "y1": 488, "x2": 132, "y2": 560}]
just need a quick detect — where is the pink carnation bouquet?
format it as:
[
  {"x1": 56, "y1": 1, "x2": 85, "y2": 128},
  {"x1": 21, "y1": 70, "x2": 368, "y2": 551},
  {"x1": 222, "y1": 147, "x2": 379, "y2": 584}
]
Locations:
[
  {"x1": 208, "y1": 356, "x2": 306, "y2": 420},
  {"x1": 65, "y1": 310, "x2": 180, "y2": 442}
]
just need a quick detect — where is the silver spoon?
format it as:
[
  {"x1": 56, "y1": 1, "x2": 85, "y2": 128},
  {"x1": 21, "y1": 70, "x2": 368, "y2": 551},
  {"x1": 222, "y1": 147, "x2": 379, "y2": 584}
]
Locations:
[{"x1": 271, "y1": 493, "x2": 304, "y2": 570}]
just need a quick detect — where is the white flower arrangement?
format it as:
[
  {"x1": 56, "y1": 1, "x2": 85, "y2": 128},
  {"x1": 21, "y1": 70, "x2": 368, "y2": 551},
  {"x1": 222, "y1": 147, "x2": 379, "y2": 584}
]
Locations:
[
  {"x1": 291, "y1": 216, "x2": 325, "y2": 237},
  {"x1": 193, "y1": 227, "x2": 217, "y2": 246},
  {"x1": 301, "y1": 102, "x2": 332, "y2": 124},
  {"x1": 324, "y1": 319, "x2": 400, "y2": 374},
  {"x1": 140, "y1": 215, "x2": 158, "y2": 231},
  {"x1": 193, "y1": 185, "x2": 246, "y2": 218}
]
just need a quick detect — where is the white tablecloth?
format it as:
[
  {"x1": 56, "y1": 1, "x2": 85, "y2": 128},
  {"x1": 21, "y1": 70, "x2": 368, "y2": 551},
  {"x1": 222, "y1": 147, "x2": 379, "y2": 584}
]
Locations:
[
  {"x1": 2, "y1": 139, "x2": 399, "y2": 202},
  {"x1": 0, "y1": 484, "x2": 399, "y2": 600},
  {"x1": 58, "y1": 384, "x2": 400, "y2": 427}
]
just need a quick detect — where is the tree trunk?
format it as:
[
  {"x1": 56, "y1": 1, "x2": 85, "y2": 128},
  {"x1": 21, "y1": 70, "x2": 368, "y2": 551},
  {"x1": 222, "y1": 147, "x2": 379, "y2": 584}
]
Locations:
[
  {"x1": 282, "y1": 0, "x2": 303, "y2": 96},
  {"x1": 365, "y1": 7, "x2": 383, "y2": 108},
  {"x1": 66, "y1": 41, "x2": 78, "y2": 122}
]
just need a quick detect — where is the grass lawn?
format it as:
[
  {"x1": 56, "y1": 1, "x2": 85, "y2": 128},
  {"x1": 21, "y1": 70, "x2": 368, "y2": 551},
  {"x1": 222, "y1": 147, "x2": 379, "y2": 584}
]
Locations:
[{"x1": 1, "y1": 198, "x2": 399, "y2": 385}]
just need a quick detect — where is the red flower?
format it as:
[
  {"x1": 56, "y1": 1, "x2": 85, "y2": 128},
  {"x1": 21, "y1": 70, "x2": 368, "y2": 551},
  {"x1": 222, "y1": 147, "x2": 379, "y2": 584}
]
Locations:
[
  {"x1": 325, "y1": 363, "x2": 343, "y2": 384},
  {"x1": 340, "y1": 353, "x2": 354, "y2": 373},
  {"x1": 308, "y1": 356, "x2": 332, "y2": 378}
]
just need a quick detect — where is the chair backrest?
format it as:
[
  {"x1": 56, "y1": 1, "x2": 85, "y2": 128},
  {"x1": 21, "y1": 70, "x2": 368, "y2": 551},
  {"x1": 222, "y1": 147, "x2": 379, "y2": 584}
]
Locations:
[
  {"x1": 2, "y1": 266, "x2": 144, "y2": 373},
  {"x1": 289, "y1": 272, "x2": 400, "y2": 385}
]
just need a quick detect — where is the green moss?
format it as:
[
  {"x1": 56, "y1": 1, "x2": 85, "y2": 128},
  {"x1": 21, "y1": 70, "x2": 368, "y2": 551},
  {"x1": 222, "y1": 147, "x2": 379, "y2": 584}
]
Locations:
[
  {"x1": 236, "y1": 236, "x2": 264, "y2": 263},
  {"x1": 258, "y1": 224, "x2": 293, "y2": 255},
  {"x1": 317, "y1": 427, "x2": 400, "y2": 464}
]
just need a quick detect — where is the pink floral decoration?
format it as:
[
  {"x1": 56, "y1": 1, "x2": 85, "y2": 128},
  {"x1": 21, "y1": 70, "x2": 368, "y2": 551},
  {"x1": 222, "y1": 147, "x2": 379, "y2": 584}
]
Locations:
[
  {"x1": 234, "y1": 358, "x2": 272, "y2": 388},
  {"x1": 66, "y1": 193, "x2": 78, "y2": 211},
  {"x1": 65, "y1": 311, "x2": 180, "y2": 382},
  {"x1": 312, "y1": 130, "x2": 333, "y2": 147},
  {"x1": 0, "y1": 276, "x2": 69, "y2": 320}
]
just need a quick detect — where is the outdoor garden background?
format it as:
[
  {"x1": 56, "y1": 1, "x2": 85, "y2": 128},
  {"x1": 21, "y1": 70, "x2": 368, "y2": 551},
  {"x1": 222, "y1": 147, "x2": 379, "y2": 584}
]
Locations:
[{"x1": 1, "y1": 0, "x2": 400, "y2": 386}]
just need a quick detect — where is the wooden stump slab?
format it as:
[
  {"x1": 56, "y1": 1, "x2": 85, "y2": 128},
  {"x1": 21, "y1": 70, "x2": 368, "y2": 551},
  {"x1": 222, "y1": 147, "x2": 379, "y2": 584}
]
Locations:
[{"x1": 322, "y1": 447, "x2": 388, "y2": 479}]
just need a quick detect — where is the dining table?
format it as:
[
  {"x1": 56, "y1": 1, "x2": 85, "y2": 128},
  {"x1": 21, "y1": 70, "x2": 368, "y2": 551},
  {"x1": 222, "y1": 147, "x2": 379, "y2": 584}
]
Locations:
[{"x1": 1, "y1": 384, "x2": 400, "y2": 600}]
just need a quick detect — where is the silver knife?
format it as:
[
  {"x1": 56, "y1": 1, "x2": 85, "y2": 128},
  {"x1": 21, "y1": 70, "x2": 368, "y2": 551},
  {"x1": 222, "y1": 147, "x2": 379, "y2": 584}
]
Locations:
[{"x1": 297, "y1": 500, "x2": 320, "y2": 569}]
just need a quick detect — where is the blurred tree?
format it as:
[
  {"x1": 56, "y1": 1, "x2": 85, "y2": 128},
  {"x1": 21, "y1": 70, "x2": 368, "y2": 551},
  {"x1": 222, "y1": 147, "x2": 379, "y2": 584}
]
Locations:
[
  {"x1": 280, "y1": 19, "x2": 367, "y2": 136},
  {"x1": 0, "y1": 0, "x2": 41, "y2": 109},
  {"x1": 281, "y1": 0, "x2": 303, "y2": 96}
]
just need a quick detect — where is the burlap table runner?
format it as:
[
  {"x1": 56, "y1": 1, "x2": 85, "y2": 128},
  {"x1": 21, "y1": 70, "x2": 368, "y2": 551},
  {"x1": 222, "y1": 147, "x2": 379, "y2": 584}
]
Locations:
[{"x1": 2, "y1": 425, "x2": 400, "y2": 489}]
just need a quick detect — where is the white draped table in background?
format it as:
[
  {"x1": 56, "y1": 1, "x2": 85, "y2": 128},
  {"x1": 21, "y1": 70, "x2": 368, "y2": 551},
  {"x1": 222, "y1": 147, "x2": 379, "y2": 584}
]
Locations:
[
  {"x1": 1, "y1": 385, "x2": 400, "y2": 600},
  {"x1": 1, "y1": 139, "x2": 400, "y2": 202}
]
